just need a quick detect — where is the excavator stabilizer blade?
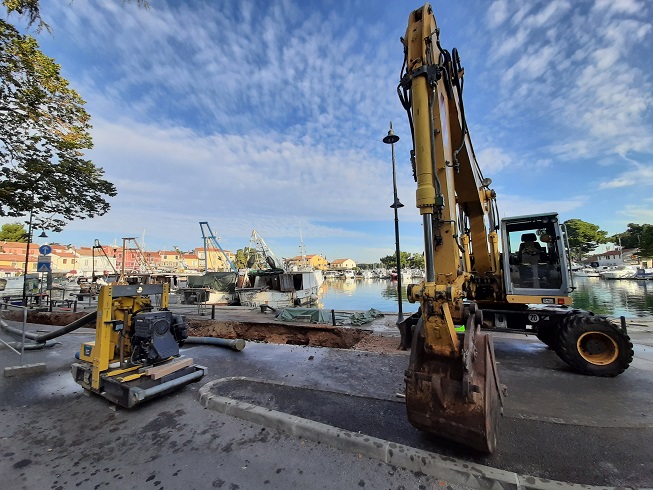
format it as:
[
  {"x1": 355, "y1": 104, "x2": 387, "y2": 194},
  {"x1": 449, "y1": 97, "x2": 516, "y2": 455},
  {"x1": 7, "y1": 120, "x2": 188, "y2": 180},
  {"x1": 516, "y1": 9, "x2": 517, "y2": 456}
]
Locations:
[{"x1": 405, "y1": 329, "x2": 501, "y2": 453}]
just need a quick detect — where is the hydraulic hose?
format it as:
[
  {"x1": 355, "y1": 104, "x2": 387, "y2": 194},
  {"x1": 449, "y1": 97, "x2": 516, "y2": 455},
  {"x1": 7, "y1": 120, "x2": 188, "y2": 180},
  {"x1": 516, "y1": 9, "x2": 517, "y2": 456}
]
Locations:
[{"x1": 0, "y1": 311, "x2": 97, "y2": 343}]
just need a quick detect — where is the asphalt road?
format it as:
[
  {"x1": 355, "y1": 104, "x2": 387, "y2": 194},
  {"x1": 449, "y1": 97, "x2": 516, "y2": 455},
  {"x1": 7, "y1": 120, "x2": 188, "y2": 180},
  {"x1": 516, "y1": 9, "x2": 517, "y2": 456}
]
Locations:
[{"x1": 1, "y1": 322, "x2": 652, "y2": 489}]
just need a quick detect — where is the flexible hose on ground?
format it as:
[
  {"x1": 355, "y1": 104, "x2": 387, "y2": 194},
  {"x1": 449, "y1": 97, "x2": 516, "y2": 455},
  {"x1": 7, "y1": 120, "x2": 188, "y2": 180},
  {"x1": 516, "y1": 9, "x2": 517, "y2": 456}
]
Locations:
[
  {"x1": 183, "y1": 336, "x2": 246, "y2": 351},
  {"x1": 0, "y1": 310, "x2": 97, "y2": 343},
  {"x1": 1, "y1": 340, "x2": 58, "y2": 350}
]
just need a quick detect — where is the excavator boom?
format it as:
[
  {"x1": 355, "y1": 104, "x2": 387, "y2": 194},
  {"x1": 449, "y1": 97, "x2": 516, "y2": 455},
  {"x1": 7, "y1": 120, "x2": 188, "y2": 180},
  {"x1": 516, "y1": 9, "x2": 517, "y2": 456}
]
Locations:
[{"x1": 398, "y1": 3, "x2": 503, "y2": 453}]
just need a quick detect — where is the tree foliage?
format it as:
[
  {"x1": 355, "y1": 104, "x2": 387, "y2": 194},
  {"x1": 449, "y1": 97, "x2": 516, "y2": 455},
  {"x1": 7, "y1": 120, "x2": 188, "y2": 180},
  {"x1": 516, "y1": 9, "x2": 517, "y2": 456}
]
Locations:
[
  {"x1": 0, "y1": 18, "x2": 117, "y2": 231},
  {"x1": 563, "y1": 219, "x2": 608, "y2": 260},
  {"x1": 234, "y1": 247, "x2": 259, "y2": 269},
  {"x1": 0, "y1": 221, "x2": 26, "y2": 241},
  {"x1": 3, "y1": 0, "x2": 149, "y2": 32},
  {"x1": 379, "y1": 252, "x2": 424, "y2": 270},
  {"x1": 608, "y1": 223, "x2": 645, "y2": 249},
  {"x1": 609, "y1": 223, "x2": 653, "y2": 258}
]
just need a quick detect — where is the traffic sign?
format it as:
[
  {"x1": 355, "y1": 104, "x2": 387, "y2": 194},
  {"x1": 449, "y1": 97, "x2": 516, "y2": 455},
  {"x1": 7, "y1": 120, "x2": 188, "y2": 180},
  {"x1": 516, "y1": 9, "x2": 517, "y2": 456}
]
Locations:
[
  {"x1": 37, "y1": 262, "x2": 51, "y2": 272},
  {"x1": 39, "y1": 244, "x2": 52, "y2": 255},
  {"x1": 37, "y1": 255, "x2": 52, "y2": 273}
]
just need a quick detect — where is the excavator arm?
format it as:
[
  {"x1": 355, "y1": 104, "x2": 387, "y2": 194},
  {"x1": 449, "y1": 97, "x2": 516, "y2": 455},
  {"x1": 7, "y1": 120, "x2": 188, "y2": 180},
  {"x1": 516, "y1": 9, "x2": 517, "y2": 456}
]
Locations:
[{"x1": 398, "y1": 3, "x2": 503, "y2": 453}]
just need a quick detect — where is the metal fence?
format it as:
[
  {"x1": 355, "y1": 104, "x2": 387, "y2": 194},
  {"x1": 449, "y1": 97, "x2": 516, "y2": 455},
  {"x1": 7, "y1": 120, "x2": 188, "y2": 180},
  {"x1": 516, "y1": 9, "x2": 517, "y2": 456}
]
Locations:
[{"x1": 0, "y1": 303, "x2": 30, "y2": 366}]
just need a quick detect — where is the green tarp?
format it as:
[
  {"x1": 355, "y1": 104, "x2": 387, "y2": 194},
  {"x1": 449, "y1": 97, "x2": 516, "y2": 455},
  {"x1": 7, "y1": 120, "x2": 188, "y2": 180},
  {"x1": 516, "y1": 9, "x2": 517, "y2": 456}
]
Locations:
[
  {"x1": 276, "y1": 308, "x2": 384, "y2": 326},
  {"x1": 187, "y1": 272, "x2": 237, "y2": 292}
]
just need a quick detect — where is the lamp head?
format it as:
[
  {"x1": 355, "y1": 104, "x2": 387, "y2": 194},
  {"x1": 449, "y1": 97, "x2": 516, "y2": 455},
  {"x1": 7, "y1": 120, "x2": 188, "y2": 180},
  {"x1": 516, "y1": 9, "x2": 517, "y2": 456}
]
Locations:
[{"x1": 383, "y1": 121, "x2": 400, "y2": 145}]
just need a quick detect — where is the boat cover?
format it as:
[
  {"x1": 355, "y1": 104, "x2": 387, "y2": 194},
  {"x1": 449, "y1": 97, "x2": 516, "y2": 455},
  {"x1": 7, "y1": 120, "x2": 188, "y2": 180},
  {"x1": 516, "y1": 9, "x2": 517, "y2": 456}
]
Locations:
[
  {"x1": 275, "y1": 308, "x2": 384, "y2": 326},
  {"x1": 187, "y1": 272, "x2": 237, "y2": 292}
]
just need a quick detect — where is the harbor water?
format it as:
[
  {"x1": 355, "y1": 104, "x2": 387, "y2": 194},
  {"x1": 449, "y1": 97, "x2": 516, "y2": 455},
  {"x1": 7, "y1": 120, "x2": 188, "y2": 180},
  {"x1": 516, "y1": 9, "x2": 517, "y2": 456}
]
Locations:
[{"x1": 317, "y1": 277, "x2": 653, "y2": 319}]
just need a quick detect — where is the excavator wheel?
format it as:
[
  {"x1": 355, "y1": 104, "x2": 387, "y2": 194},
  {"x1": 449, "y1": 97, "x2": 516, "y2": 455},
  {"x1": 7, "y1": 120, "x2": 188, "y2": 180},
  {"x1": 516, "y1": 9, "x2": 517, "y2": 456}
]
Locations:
[
  {"x1": 405, "y1": 319, "x2": 502, "y2": 453},
  {"x1": 555, "y1": 312, "x2": 633, "y2": 377}
]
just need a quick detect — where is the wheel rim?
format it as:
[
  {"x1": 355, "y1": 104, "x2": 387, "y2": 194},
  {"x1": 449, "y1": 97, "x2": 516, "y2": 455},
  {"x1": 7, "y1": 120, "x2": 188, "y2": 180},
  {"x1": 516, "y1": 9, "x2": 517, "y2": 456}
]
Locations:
[{"x1": 577, "y1": 331, "x2": 619, "y2": 365}]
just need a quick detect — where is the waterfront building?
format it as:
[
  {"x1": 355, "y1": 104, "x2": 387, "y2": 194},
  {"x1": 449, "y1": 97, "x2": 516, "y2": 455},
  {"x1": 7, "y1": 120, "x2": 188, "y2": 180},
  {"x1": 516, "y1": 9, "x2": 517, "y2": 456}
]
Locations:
[
  {"x1": 329, "y1": 258, "x2": 357, "y2": 270},
  {"x1": 285, "y1": 254, "x2": 328, "y2": 270}
]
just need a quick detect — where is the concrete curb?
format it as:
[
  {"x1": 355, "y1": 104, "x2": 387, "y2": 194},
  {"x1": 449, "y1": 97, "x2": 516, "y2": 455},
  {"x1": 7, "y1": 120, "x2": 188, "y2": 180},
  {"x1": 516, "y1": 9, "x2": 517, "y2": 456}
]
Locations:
[
  {"x1": 4, "y1": 363, "x2": 46, "y2": 377},
  {"x1": 199, "y1": 377, "x2": 619, "y2": 490}
]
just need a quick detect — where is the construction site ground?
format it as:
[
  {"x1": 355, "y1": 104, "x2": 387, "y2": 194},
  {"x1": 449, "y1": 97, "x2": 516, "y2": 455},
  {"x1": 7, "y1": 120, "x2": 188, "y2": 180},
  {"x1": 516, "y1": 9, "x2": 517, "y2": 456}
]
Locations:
[{"x1": 1, "y1": 305, "x2": 652, "y2": 489}]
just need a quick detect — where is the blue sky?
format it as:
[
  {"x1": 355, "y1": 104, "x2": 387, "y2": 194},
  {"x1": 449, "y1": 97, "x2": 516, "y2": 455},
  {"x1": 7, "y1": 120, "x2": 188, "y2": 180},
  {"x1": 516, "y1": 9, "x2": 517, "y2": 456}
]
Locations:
[{"x1": 3, "y1": 0, "x2": 652, "y2": 262}]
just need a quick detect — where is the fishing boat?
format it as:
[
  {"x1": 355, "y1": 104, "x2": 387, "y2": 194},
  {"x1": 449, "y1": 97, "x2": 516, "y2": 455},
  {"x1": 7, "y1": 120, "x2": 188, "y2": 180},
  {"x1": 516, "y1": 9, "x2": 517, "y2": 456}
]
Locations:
[
  {"x1": 177, "y1": 271, "x2": 238, "y2": 305},
  {"x1": 237, "y1": 268, "x2": 321, "y2": 308},
  {"x1": 236, "y1": 229, "x2": 322, "y2": 308}
]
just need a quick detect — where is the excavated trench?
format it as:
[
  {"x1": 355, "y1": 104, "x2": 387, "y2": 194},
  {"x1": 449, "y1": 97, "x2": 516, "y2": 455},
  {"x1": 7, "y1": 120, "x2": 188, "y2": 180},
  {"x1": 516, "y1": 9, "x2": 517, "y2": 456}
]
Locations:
[
  {"x1": 187, "y1": 319, "x2": 372, "y2": 349},
  {"x1": 187, "y1": 319, "x2": 405, "y2": 353},
  {"x1": 0, "y1": 310, "x2": 90, "y2": 326},
  {"x1": 0, "y1": 311, "x2": 405, "y2": 353}
]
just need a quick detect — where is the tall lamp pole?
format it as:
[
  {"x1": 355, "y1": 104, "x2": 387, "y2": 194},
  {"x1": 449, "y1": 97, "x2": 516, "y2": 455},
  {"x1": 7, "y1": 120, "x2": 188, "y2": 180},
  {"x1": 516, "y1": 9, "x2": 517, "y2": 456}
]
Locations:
[
  {"x1": 21, "y1": 209, "x2": 47, "y2": 306},
  {"x1": 383, "y1": 122, "x2": 404, "y2": 324},
  {"x1": 21, "y1": 209, "x2": 34, "y2": 306}
]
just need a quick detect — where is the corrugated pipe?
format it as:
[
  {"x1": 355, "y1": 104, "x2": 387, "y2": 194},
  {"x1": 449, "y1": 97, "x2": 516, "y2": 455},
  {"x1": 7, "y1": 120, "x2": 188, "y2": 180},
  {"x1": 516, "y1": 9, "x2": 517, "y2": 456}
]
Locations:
[
  {"x1": 0, "y1": 311, "x2": 97, "y2": 343},
  {"x1": 183, "y1": 337, "x2": 246, "y2": 351}
]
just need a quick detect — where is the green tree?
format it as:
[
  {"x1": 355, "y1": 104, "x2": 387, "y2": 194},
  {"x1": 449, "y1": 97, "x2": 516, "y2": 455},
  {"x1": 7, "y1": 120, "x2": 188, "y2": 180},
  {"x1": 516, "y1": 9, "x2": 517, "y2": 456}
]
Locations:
[
  {"x1": 3, "y1": 0, "x2": 149, "y2": 32},
  {"x1": 563, "y1": 219, "x2": 608, "y2": 260},
  {"x1": 608, "y1": 223, "x2": 646, "y2": 250},
  {"x1": 234, "y1": 247, "x2": 259, "y2": 269},
  {"x1": 406, "y1": 252, "x2": 425, "y2": 270},
  {"x1": 640, "y1": 225, "x2": 653, "y2": 258},
  {"x1": 379, "y1": 251, "x2": 415, "y2": 270},
  {"x1": 0, "y1": 221, "x2": 26, "y2": 241},
  {"x1": 0, "y1": 19, "x2": 117, "y2": 232}
]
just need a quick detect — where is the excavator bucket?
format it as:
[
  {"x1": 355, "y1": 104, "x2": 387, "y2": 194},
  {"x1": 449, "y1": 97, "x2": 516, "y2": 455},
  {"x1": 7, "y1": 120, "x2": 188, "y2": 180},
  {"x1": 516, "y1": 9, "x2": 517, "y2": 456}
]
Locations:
[{"x1": 404, "y1": 320, "x2": 503, "y2": 453}]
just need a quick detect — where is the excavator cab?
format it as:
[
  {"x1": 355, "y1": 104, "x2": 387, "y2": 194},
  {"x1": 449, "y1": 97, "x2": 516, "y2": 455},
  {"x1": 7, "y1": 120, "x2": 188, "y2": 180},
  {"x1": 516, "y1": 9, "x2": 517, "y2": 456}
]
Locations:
[{"x1": 500, "y1": 213, "x2": 573, "y2": 305}]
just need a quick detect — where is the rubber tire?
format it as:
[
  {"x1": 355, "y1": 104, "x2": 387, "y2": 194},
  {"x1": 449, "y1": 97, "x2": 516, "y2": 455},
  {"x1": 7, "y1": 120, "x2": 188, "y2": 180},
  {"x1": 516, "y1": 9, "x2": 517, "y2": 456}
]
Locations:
[
  {"x1": 555, "y1": 313, "x2": 633, "y2": 377},
  {"x1": 536, "y1": 325, "x2": 558, "y2": 350}
]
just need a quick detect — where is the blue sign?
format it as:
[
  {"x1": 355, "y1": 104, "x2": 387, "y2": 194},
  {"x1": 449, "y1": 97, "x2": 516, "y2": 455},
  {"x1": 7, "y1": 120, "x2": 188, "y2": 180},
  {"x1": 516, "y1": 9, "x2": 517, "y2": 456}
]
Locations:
[
  {"x1": 37, "y1": 262, "x2": 51, "y2": 272},
  {"x1": 39, "y1": 244, "x2": 52, "y2": 255}
]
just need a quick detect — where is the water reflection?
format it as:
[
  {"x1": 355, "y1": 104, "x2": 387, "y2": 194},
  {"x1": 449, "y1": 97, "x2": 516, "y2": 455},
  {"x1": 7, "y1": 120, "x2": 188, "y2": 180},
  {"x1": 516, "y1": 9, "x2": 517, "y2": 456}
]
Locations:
[
  {"x1": 571, "y1": 276, "x2": 653, "y2": 318},
  {"x1": 319, "y1": 277, "x2": 653, "y2": 318}
]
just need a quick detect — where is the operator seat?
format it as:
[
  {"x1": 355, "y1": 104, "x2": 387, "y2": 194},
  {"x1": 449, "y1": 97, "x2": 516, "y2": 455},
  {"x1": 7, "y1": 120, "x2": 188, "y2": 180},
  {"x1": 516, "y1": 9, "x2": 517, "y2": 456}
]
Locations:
[{"x1": 518, "y1": 233, "x2": 542, "y2": 265}]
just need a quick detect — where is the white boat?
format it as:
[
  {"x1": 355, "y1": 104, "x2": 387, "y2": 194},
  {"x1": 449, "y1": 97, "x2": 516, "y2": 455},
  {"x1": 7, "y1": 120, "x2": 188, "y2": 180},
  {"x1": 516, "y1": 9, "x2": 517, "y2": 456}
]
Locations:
[
  {"x1": 48, "y1": 275, "x2": 81, "y2": 303},
  {"x1": 633, "y1": 268, "x2": 653, "y2": 280},
  {"x1": 599, "y1": 265, "x2": 639, "y2": 280},
  {"x1": 237, "y1": 269, "x2": 321, "y2": 308},
  {"x1": 341, "y1": 270, "x2": 356, "y2": 279},
  {"x1": 573, "y1": 267, "x2": 601, "y2": 277}
]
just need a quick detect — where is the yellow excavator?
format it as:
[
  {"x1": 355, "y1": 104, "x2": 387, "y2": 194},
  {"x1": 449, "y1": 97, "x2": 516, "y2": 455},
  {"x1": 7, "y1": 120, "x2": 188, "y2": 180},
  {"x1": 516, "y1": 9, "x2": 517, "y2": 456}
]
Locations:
[{"x1": 395, "y1": 4, "x2": 633, "y2": 453}]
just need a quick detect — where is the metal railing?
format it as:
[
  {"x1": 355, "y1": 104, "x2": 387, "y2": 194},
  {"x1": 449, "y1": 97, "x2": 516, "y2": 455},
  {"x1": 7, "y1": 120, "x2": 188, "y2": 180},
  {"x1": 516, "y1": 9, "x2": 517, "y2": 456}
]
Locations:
[{"x1": 0, "y1": 303, "x2": 29, "y2": 366}]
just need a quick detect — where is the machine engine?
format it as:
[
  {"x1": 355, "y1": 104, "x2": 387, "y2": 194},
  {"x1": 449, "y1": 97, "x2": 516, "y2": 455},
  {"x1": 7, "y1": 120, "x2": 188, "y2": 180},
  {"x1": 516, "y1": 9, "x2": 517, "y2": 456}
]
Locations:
[{"x1": 131, "y1": 311, "x2": 188, "y2": 364}]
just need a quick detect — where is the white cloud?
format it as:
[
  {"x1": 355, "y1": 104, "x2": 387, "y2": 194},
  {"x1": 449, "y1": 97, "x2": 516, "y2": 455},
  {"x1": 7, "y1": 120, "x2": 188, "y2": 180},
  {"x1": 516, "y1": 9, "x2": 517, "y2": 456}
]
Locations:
[
  {"x1": 598, "y1": 164, "x2": 653, "y2": 189},
  {"x1": 487, "y1": 0, "x2": 510, "y2": 28},
  {"x1": 476, "y1": 147, "x2": 513, "y2": 173}
]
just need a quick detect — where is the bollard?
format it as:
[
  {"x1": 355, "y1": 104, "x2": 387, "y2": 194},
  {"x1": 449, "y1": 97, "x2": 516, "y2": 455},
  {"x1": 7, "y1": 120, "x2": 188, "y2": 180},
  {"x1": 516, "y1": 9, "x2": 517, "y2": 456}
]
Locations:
[
  {"x1": 331, "y1": 309, "x2": 336, "y2": 326},
  {"x1": 73, "y1": 300, "x2": 77, "y2": 313},
  {"x1": 211, "y1": 304, "x2": 215, "y2": 320}
]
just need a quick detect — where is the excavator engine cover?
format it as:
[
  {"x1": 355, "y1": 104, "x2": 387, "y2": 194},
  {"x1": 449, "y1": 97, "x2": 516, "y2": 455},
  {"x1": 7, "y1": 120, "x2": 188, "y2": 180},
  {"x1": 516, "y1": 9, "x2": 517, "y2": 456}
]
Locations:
[{"x1": 405, "y1": 317, "x2": 502, "y2": 453}]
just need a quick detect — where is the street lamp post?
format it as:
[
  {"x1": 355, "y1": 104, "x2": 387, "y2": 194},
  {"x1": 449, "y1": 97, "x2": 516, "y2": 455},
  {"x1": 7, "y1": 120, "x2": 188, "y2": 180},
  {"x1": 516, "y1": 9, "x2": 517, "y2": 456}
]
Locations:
[
  {"x1": 21, "y1": 209, "x2": 47, "y2": 306},
  {"x1": 383, "y1": 122, "x2": 404, "y2": 324}
]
